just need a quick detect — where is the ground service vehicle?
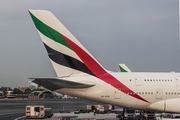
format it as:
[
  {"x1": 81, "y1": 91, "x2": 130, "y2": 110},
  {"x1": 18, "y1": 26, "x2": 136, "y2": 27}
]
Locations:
[
  {"x1": 124, "y1": 109, "x2": 136, "y2": 120},
  {"x1": 97, "y1": 106, "x2": 105, "y2": 114},
  {"x1": 94, "y1": 105, "x2": 107, "y2": 114},
  {"x1": 160, "y1": 113, "x2": 173, "y2": 120},
  {"x1": 74, "y1": 109, "x2": 80, "y2": 114},
  {"x1": 143, "y1": 111, "x2": 155, "y2": 120},
  {"x1": 116, "y1": 112, "x2": 124, "y2": 120},
  {"x1": 26, "y1": 105, "x2": 45, "y2": 119},
  {"x1": 87, "y1": 105, "x2": 92, "y2": 112}
]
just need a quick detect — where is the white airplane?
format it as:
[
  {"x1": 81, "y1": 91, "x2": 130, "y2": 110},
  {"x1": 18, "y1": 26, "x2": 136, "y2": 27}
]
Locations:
[
  {"x1": 29, "y1": 9, "x2": 180, "y2": 113},
  {"x1": 119, "y1": 64, "x2": 131, "y2": 72}
]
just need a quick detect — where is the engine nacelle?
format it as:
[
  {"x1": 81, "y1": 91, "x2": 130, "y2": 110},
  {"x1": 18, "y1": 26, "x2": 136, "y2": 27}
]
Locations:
[{"x1": 148, "y1": 98, "x2": 180, "y2": 113}]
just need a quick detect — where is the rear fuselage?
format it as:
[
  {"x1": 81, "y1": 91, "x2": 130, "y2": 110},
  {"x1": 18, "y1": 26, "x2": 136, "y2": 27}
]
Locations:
[{"x1": 56, "y1": 72, "x2": 180, "y2": 113}]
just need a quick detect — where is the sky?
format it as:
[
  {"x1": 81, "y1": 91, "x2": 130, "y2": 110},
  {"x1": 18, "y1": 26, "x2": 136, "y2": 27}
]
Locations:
[{"x1": 0, "y1": 0, "x2": 179, "y2": 88}]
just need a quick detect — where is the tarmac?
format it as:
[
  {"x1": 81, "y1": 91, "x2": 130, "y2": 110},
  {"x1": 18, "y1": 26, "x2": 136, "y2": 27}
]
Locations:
[
  {"x1": 23, "y1": 112, "x2": 180, "y2": 120},
  {"x1": 0, "y1": 99, "x2": 120, "y2": 120},
  {"x1": 1, "y1": 99, "x2": 180, "y2": 120},
  {"x1": 26, "y1": 112, "x2": 118, "y2": 120}
]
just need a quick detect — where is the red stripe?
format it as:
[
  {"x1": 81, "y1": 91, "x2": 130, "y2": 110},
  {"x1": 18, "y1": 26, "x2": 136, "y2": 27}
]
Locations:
[{"x1": 60, "y1": 33, "x2": 149, "y2": 103}]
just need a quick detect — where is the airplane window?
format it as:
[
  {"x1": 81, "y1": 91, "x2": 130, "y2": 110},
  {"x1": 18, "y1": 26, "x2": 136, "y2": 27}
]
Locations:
[
  {"x1": 130, "y1": 79, "x2": 132, "y2": 81},
  {"x1": 172, "y1": 93, "x2": 173, "y2": 95},
  {"x1": 174, "y1": 93, "x2": 176, "y2": 95},
  {"x1": 153, "y1": 79, "x2": 155, "y2": 81},
  {"x1": 159, "y1": 80, "x2": 161, "y2": 81},
  {"x1": 169, "y1": 92, "x2": 170, "y2": 95},
  {"x1": 156, "y1": 79, "x2": 158, "y2": 81},
  {"x1": 166, "y1": 92, "x2": 167, "y2": 95},
  {"x1": 139, "y1": 92, "x2": 141, "y2": 94},
  {"x1": 165, "y1": 80, "x2": 166, "y2": 81},
  {"x1": 145, "y1": 92, "x2": 147, "y2": 94},
  {"x1": 148, "y1": 92, "x2": 150, "y2": 94},
  {"x1": 147, "y1": 80, "x2": 149, "y2": 81},
  {"x1": 142, "y1": 92, "x2": 144, "y2": 94},
  {"x1": 144, "y1": 79, "x2": 146, "y2": 81},
  {"x1": 168, "y1": 80, "x2": 169, "y2": 81},
  {"x1": 151, "y1": 92, "x2": 153, "y2": 94},
  {"x1": 162, "y1": 80, "x2": 164, "y2": 82},
  {"x1": 177, "y1": 93, "x2": 179, "y2": 95},
  {"x1": 150, "y1": 80, "x2": 152, "y2": 81}
]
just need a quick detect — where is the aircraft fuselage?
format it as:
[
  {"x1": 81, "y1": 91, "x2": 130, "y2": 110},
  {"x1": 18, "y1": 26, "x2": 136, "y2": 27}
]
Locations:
[{"x1": 56, "y1": 72, "x2": 180, "y2": 113}]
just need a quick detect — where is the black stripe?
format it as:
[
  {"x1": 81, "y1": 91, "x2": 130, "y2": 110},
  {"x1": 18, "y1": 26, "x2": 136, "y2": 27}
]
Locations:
[{"x1": 43, "y1": 43, "x2": 95, "y2": 76}]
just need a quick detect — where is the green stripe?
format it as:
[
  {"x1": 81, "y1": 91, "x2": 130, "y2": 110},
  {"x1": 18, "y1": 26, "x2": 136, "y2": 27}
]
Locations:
[
  {"x1": 119, "y1": 65, "x2": 128, "y2": 72},
  {"x1": 29, "y1": 11, "x2": 72, "y2": 50}
]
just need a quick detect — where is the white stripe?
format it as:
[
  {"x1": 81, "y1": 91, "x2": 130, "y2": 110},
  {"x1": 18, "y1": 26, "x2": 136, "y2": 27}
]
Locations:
[
  {"x1": 14, "y1": 116, "x2": 25, "y2": 120},
  {"x1": 38, "y1": 30, "x2": 82, "y2": 62}
]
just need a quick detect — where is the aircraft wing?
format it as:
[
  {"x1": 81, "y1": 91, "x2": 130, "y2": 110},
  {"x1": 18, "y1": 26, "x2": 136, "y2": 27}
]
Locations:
[{"x1": 29, "y1": 78, "x2": 95, "y2": 91}]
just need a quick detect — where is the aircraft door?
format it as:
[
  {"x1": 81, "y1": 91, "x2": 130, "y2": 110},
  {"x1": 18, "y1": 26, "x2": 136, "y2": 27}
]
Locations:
[
  {"x1": 175, "y1": 76, "x2": 180, "y2": 86},
  {"x1": 114, "y1": 89, "x2": 121, "y2": 99},
  {"x1": 135, "y1": 76, "x2": 142, "y2": 86},
  {"x1": 156, "y1": 88, "x2": 163, "y2": 99}
]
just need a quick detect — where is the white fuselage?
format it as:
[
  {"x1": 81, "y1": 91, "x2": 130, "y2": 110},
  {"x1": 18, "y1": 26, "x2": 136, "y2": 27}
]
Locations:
[{"x1": 56, "y1": 72, "x2": 180, "y2": 113}]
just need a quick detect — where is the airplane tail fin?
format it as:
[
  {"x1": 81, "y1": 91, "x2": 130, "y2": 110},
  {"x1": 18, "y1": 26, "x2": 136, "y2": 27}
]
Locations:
[
  {"x1": 28, "y1": 10, "x2": 150, "y2": 103},
  {"x1": 119, "y1": 64, "x2": 131, "y2": 72},
  {"x1": 28, "y1": 9, "x2": 106, "y2": 77}
]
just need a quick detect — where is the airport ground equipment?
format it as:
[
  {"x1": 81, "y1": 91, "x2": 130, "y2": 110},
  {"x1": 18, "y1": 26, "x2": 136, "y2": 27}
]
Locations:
[
  {"x1": 45, "y1": 108, "x2": 53, "y2": 118},
  {"x1": 111, "y1": 109, "x2": 122, "y2": 114},
  {"x1": 26, "y1": 105, "x2": 45, "y2": 119},
  {"x1": 142, "y1": 111, "x2": 155, "y2": 120},
  {"x1": 124, "y1": 109, "x2": 136, "y2": 120},
  {"x1": 108, "y1": 104, "x2": 113, "y2": 110},
  {"x1": 160, "y1": 113, "x2": 173, "y2": 120},
  {"x1": 87, "y1": 104, "x2": 115, "y2": 114},
  {"x1": 74, "y1": 109, "x2": 80, "y2": 114},
  {"x1": 116, "y1": 112, "x2": 124, "y2": 120},
  {"x1": 97, "y1": 106, "x2": 105, "y2": 114},
  {"x1": 87, "y1": 105, "x2": 92, "y2": 112}
]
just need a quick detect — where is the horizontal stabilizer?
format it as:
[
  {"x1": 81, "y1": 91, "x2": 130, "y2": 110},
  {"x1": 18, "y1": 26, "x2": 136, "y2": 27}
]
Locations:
[{"x1": 29, "y1": 78, "x2": 95, "y2": 91}]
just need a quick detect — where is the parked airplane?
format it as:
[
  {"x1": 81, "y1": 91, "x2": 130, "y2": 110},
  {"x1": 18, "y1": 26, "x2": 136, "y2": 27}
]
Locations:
[
  {"x1": 119, "y1": 64, "x2": 131, "y2": 72},
  {"x1": 29, "y1": 9, "x2": 180, "y2": 113}
]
